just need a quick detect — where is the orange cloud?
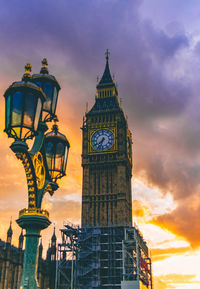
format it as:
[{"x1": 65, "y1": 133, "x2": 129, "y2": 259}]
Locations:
[
  {"x1": 151, "y1": 195, "x2": 200, "y2": 248},
  {"x1": 151, "y1": 247, "x2": 191, "y2": 262},
  {"x1": 153, "y1": 274, "x2": 200, "y2": 289},
  {"x1": 132, "y1": 200, "x2": 150, "y2": 218}
]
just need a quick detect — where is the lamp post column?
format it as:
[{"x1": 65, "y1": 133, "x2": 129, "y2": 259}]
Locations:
[{"x1": 17, "y1": 214, "x2": 51, "y2": 289}]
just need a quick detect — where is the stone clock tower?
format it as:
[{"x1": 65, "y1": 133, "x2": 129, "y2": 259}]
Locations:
[
  {"x1": 78, "y1": 53, "x2": 152, "y2": 289},
  {"x1": 81, "y1": 51, "x2": 133, "y2": 227}
]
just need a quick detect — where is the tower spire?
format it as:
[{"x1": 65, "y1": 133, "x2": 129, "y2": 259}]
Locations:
[
  {"x1": 7, "y1": 220, "x2": 13, "y2": 243},
  {"x1": 97, "y1": 50, "x2": 113, "y2": 87},
  {"x1": 51, "y1": 226, "x2": 56, "y2": 246},
  {"x1": 96, "y1": 50, "x2": 118, "y2": 99},
  {"x1": 19, "y1": 229, "x2": 24, "y2": 249}
]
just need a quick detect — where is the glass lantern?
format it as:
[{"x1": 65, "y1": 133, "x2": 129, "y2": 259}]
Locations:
[
  {"x1": 4, "y1": 63, "x2": 46, "y2": 141},
  {"x1": 45, "y1": 122, "x2": 70, "y2": 182},
  {"x1": 32, "y1": 59, "x2": 60, "y2": 122}
]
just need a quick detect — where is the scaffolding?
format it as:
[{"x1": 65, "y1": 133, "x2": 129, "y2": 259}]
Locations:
[
  {"x1": 76, "y1": 227, "x2": 101, "y2": 288},
  {"x1": 76, "y1": 226, "x2": 153, "y2": 289},
  {"x1": 56, "y1": 224, "x2": 153, "y2": 289},
  {"x1": 55, "y1": 221, "x2": 80, "y2": 289},
  {"x1": 122, "y1": 227, "x2": 153, "y2": 289}
]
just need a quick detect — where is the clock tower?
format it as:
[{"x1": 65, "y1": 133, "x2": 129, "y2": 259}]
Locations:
[{"x1": 81, "y1": 51, "x2": 133, "y2": 227}]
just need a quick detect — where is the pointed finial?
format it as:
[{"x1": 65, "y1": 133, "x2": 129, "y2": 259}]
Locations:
[
  {"x1": 51, "y1": 226, "x2": 56, "y2": 243},
  {"x1": 40, "y1": 58, "x2": 49, "y2": 74},
  {"x1": 105, "y1": 49, "x2": 110, "y2": 61},
  {"x1": 7, "y1": 219, "x2": 13, "y2": 239},
  {"x1": 19, "y1": 229, "x2": 24, "y2": 248},
  {"x1": 22, "y1": 62, "x2": 32, "y2": 81},
  {"x1": 42, "y1": 58, "x2": 48, "y2": 67},
  {"x1": 25, "y1": 63, "x2": 32, "y2": 74}
]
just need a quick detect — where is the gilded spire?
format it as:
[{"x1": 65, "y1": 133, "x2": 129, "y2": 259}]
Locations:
[{"x1": 40, "y1": 58, "x2": 49, "y2": 74}]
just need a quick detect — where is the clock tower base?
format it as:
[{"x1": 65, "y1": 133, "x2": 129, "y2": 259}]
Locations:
[{"x1": 76, "y1": 225, "x2": 153, "y2": 289}]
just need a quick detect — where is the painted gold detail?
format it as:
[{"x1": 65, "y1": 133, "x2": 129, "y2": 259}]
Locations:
[
  {"x1": 44, "y1": 183, "x2": 53, "y2": 194},
  {"x1": 19, "y1": 208, "x2": 49, "y2": 218},
  {"x1": 32, "y1": 152, "x2": 45, "y2": 190},
  {"x1": 16, "y1": 152, "x2": 36, "y2": 208}
]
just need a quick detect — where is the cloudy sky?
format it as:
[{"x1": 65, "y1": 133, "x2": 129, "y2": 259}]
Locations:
[{"x1": 1, "y1": 0, "x2": 200, "y2": 288}]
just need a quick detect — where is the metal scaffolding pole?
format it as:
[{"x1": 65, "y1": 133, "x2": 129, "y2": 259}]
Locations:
[{"x1": 56, "y1": 222, "x2": 80, "y2": 289}]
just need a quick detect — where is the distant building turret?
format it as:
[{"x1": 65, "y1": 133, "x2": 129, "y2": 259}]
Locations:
[
  {"x1": 18, "y1": 229, "x2": 24, "y2": 249},
  {"x1": 6, "y1": 221, "x2": 13, "y2": 244},
  {"x1": 51, "y1": 227, "x2": 56, "y2": 247},
  {"x1": 39, "y1": 238, "x2": 43, "y2": 260}
]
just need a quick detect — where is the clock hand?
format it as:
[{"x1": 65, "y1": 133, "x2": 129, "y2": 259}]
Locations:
[
  {"x1": 97, "y1": 137, "x2": 105, "y2": 149},
  {"x1": 98, "y1": 137, "x2": 105, "y2": 145}
]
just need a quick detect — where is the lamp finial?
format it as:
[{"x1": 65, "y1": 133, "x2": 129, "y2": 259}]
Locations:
[
  {"x1": 22, "y1": 63, "x2": 32, "y2": 81},
  {"x1": 40, "y1": 58, "x2": 49, "y2": 74}
]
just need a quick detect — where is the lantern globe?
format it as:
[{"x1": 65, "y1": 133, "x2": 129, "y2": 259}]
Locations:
[
  {"x1": 45, "y1": 124, "x2": 70, "y2": 182},
  {"x1": 4, "y1": 76, "x2": 46, "y2": 141},
  {"x1": 32, "y1": 59, "x2": 60, "y2": 122}
]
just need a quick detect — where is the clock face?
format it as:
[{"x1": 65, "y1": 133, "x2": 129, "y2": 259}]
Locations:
[{"x1": 91, "y1": 129, "x2": 114, "y2": 151}]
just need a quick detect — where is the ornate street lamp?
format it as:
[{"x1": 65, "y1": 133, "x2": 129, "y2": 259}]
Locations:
[
  {"x1": 3, "y1": 60, "x2": 70, "y2": 289},
  {"x1": 45, "y1": 119, "x2": 70, "y2": 182},
  {"x1": 32, "y1": 58, "x2": 60, "y2": 122},
  {"x1": 4, "y1": 63, "x2": 45, "y2": 141}
]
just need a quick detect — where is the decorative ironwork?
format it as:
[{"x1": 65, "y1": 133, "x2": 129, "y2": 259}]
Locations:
[
  {"x1": 15, "y1": 152, "x2": 37, "y2": 208},
  {"x1": 32, "y1": 152, "x2": 45, "y2": 190},
  {"x1": 19, "y1": 208, "x2": 49, "y2": 218},
  {"x1": 4, "y1": 59, "x2": 70, "y2": 289}
]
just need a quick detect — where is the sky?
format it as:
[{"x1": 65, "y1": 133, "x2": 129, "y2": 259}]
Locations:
[{"x1": 0, "y1": 0, "x2": 200, "y2": 288}]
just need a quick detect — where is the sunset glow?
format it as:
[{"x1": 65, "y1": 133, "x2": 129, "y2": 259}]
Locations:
[{"x1": 1, "y1": 0, "x2": 200, "y2": 288}]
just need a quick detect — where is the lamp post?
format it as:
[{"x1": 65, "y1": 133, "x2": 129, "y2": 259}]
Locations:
[{"x1": 4, "y1": 60, "x2": 70, "y2": 289}]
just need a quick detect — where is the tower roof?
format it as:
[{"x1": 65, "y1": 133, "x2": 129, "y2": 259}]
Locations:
[{"x1": 96, "y1": 49, "x2": 115, "y2": 89}]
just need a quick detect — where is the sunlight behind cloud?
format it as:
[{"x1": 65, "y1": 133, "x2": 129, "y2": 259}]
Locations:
[
  {"x1": 153, "y1": 249, "x2": 200, "y2": 276},
  {"x1": 132, "y1": 179, "x2": 177, "y2": 219}
]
